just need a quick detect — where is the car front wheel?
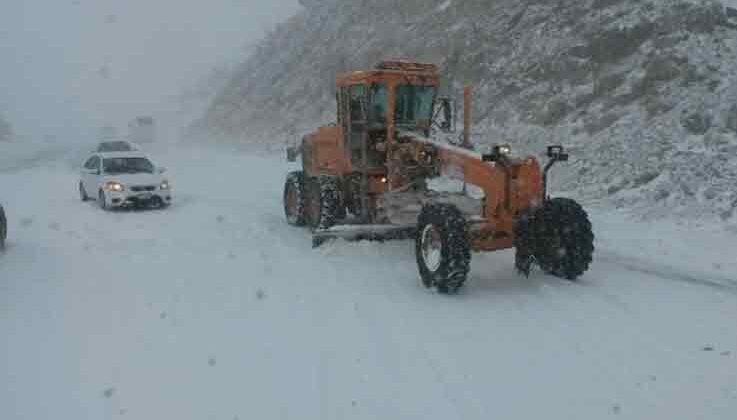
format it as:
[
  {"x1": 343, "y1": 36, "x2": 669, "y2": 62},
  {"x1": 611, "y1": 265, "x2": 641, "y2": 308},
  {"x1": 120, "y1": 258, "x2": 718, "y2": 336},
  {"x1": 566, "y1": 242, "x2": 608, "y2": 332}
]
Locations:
[
  {"x1": 0, "y1": 205, "x2": 7, "y2": 250},
  {"x1": 79, "y1": 182, "x2": 89, "y2": 201},
  {"x1": 98, "y1": 190, "x2": 108, "y2": 211}
]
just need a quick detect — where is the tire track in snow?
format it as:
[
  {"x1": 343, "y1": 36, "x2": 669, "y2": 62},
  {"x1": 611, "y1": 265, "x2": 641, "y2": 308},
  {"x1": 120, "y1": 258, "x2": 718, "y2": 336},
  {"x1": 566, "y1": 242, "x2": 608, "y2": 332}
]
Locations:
[{"x1": 597, "y1": 251, "x2": 737, "y2": 293}]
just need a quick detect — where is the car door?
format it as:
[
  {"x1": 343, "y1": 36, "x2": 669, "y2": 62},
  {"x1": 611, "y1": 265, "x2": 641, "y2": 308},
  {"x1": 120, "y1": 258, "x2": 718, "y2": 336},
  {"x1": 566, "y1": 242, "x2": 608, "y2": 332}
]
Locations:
[
  {"x1": 91, "y1": 156, "x2": 103, "y2": 192},
  {"x1": 81, "y1": 156, "x2": 100, "y2": 195}
]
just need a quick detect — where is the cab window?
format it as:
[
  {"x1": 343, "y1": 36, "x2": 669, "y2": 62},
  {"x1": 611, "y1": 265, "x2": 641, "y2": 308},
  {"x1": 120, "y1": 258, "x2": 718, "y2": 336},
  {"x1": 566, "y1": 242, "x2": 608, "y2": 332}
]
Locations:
[
  {"x1": 368, "y1": 83, "x2": 388, "y2": 126},
  {"x1": 349, "y1": 85, "x2": 366, "y2": 122},
  {"x1": 395, "y1": 84, "x2": 437, "y2": 125}
]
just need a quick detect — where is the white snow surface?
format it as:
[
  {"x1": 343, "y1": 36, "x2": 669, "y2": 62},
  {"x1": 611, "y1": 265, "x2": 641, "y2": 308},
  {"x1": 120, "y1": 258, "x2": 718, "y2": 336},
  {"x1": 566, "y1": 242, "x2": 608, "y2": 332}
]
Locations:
[{"x1": 1, "y1": 144, "x2": 736, "y2": 420}]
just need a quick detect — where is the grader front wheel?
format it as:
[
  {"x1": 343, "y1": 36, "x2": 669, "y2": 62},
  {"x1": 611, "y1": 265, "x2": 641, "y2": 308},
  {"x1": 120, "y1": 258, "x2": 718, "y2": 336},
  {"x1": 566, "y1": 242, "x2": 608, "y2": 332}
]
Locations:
[
  {"x1": 415, "y1": 203, "x2": 471, "y2": 294},
  {"x1": 522, "y1": 197, "x2": 595, "y2": 280}
]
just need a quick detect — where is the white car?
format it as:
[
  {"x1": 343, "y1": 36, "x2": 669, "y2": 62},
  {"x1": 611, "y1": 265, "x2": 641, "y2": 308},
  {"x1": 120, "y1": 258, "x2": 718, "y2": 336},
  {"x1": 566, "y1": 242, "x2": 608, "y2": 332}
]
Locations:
[{"x1": 79, "y1": 151, "x2": 172, "y2": 210}]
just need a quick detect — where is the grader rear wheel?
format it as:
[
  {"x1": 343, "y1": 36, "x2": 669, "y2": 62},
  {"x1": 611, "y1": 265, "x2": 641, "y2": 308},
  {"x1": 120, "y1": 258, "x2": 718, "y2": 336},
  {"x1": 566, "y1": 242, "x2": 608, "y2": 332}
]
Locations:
[
  {"x1": 306, "y1": 175, "x2": 344, "y2": 231},
  {"x1": 284, "y1": 171, "x2": 307, "y2": 226},
  {"x1": 415, "y1": 203, "x2": 471, "y2": 294}
]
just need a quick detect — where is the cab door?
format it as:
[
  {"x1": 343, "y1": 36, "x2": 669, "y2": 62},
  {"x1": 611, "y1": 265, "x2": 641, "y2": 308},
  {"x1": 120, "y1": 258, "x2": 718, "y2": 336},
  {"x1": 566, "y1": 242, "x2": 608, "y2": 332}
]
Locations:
[{"x1": 345, "y1": 84, "x2": 368, "y2": 169}]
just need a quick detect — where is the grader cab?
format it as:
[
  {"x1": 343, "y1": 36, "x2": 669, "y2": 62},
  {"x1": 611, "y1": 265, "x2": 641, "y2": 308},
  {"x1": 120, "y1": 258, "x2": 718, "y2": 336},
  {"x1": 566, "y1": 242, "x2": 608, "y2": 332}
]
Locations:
[{"x1": 283, "y1": 60, "x2": 593, "y2": 294}]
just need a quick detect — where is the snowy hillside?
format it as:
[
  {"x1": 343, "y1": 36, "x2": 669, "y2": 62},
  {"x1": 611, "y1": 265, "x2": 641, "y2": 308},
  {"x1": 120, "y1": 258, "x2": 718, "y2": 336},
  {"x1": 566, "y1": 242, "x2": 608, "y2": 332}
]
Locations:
[
  {"x1": 1, "y1": 144, "x2": 736, "y2": 420},
  {"x1": 198, "y1": 0, "x2": 737, "y2": 224}
]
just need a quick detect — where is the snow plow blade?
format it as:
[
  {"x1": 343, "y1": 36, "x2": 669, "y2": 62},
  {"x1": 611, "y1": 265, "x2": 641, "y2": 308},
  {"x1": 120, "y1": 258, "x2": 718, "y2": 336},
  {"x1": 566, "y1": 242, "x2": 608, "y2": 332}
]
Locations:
[{"x1": 312, "y1": 225, "x2": 416, "y2": 248}]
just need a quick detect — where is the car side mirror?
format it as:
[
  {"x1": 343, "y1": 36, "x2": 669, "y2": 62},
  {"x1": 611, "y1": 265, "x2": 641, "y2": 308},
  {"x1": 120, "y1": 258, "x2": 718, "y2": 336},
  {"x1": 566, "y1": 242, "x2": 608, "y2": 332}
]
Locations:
[{"x1": 158, "y1": 167, "x2": 167, "y2": 174}]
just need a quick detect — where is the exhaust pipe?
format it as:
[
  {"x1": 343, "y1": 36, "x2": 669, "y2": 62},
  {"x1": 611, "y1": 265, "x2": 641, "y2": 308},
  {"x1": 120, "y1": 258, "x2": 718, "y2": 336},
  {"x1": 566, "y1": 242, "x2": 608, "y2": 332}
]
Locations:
[{"x1": 463, "y1": 85, "x2": 472, "y2": 149}]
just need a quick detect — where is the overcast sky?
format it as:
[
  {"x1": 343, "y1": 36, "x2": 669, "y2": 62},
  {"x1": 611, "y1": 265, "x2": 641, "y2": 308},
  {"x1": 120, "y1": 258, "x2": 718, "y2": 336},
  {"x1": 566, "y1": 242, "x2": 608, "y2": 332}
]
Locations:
[
  {"x1": 3, "y1": 0, "x2": 737, "y2": 144},
  {"x1": 0, "y1": 0, "x2": 299, "y2": 143}
]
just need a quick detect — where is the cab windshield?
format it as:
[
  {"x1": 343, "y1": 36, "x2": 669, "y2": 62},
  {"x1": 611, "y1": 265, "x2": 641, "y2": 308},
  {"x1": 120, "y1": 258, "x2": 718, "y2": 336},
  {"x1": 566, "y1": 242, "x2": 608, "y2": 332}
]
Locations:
[
  {"x1": 368, "y1": 83, "x2": 388, "y2": 127},
  {"x1": 103, "y1": 157, "x2": 155, "y2": 174},
  {"x1": 395, "y1": 84, "x2": 436, "y2": 126}
]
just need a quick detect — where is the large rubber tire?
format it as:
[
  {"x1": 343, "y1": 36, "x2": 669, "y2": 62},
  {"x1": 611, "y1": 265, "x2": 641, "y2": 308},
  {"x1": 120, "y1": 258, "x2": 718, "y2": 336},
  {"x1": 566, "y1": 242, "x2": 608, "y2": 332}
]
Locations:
[
  {"x1": 306, "y1": 175, "x2": 343, "y2": 230},
  {"x1": 152, "y1": 196, "x2": 168, "y2": 210},
  {"x1": 284, "y1": 171, "x2": 307, "y2": 226},
  {"x1": 0, "y1": 205, "x2": 7, "y2": 250},
  {"x1": 79, "y1": 182, "x2": 89, "y2": 201},
  {"x1": 513, "y1": 212, "x2": 535, "y2": 277},
  {"x1": 98, "y1": 190, "x2": 109, "y2": 211},
  {"x1": 529, "y1": 198, "x2": 594, "y2": 280},
  {"x1": 415, "y1": 203, "x2": 471, "y2": 294}
]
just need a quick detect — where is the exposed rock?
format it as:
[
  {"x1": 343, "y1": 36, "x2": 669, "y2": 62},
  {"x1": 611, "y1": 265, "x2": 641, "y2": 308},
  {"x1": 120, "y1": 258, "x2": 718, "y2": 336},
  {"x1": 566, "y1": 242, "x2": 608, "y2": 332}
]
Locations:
[
  {"x1": 726, "y1": 105, "x2": 737, "y2": 134},
  {"x1": 682, "y1": 112, "x2": 712, "y2": 135}
]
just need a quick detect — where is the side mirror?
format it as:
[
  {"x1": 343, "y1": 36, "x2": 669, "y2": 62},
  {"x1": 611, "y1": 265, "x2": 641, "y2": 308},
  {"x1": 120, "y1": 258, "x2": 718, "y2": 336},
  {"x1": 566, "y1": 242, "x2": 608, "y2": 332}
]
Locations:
[
  {"x1": 543, "y1": 146, "x2": 569, "y2": 200},
  {"x1": 286, "y1": 145, "x2": 300, "y2": 162},
  {"x1": 158, "y1": 167, "x2": 167, "y2": 174},
  {"x1": 434, "y1": 97, "x2": 456, "y2": 133},
  {"x1": 547, "y1": 145, "x2": 569, "y2": 161}
]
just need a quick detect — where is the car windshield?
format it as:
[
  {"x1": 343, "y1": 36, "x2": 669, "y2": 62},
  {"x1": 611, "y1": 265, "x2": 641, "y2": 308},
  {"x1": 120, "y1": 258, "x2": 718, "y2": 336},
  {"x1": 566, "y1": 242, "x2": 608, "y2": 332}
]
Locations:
[
  {"x1": 102, "y1": 157, "x2": 154, "y2": 174},
  {"x1": 395, "y1": 84, "x2": 436, "y2": 126},
  {"x1": 98, "y1": 141, "x2": 133, "y2": 152}
]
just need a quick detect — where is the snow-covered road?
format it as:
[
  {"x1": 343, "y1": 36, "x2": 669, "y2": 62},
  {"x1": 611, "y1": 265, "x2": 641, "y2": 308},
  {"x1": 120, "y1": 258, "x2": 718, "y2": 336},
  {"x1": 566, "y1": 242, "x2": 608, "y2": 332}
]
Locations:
[{"x1": 1, "y1": 146, "x2": 735, "y2": 420}]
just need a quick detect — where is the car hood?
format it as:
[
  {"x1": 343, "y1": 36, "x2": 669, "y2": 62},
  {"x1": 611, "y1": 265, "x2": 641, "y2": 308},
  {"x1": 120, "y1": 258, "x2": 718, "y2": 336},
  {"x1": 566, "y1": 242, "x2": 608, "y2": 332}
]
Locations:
[{"x1": 103, "y1": 173, "x2": 164, "y2": 186}]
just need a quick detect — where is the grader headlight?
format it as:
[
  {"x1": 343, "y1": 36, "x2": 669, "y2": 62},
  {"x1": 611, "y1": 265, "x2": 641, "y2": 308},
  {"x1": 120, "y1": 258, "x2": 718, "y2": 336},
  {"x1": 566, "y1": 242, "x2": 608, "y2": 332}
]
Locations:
[{"x1": 482, "y1": 144, "x2": 513, "y2": 162}]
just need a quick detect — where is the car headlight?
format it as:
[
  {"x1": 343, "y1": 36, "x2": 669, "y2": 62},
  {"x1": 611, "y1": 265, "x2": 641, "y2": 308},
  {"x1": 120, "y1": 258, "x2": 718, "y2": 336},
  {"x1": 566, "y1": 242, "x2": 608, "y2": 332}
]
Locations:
[
  {"x1": 105, "y1": 181, "x2": 125, "y2": 192},
  {"x1": 160, "y1": 180, "x2": 170, "y2": 190}
]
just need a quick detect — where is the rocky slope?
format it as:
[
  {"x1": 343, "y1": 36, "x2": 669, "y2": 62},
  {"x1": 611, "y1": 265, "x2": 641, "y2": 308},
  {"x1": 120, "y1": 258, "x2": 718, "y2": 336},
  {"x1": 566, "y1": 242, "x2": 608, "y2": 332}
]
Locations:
[{"x1": 198, "y1": 0, "x2": 737, "y2": 223}]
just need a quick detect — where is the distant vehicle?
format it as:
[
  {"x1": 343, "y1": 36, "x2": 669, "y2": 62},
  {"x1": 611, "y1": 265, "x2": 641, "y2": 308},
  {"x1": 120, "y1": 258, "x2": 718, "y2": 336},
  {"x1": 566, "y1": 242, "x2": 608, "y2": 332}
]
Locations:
[
  {"x1": 0, "y1": 203, "x2": 6, "y2": 250},
  {"x1": 79, "y1": 151, "x2": 172, "y2": 210},
  {"x1": 95, "y1": 140, "x2": 138, "y2": 153},
  {"x1": 128, "y1": 116, "x2": 155, "y2": 144}
]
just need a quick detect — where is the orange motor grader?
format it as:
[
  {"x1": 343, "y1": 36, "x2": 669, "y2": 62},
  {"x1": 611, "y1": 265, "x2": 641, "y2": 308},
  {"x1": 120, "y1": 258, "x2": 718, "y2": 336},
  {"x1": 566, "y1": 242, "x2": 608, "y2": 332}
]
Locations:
[{"x1": 284, "y1": 60, "x2": 594, "y2": 293}]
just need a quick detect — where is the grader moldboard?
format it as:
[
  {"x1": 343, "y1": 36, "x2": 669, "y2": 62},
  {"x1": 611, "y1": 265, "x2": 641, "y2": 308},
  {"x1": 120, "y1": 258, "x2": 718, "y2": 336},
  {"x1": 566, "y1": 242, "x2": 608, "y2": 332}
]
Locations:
[{"x1": 283, "y1": 60, "x2": 594, "y2": 294}]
